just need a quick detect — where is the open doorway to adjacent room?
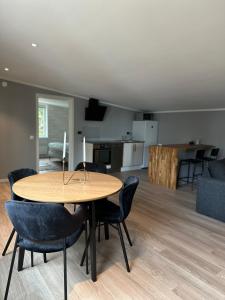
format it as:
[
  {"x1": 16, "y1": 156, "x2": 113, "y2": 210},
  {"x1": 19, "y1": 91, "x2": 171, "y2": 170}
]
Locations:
[{"x1": 36, "y1": 94, "x2": 74, "y2": 173}]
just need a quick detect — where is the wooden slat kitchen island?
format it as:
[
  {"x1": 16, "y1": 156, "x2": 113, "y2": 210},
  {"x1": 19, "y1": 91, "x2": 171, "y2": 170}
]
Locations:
[{"x1": 149, "y1": 144, "x2": 213, "y2": 190}]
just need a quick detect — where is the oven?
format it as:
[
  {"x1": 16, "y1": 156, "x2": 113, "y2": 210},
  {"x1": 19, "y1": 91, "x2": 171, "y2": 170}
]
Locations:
[{"x1": 93, "y1": 144, "x2": 111, "y2": 165}]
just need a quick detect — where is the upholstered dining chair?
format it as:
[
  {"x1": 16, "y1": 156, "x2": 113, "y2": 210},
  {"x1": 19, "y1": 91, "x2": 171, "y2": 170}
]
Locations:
[
  {"x1": 2, "y1": 169, "x2": 40, "y2": 261},
  {"x1": 81, "y1": 176, "x2": 139, "y2": 273},
  {"x1": 4, "y1": 200, "x2": 87, "y2": 300}
]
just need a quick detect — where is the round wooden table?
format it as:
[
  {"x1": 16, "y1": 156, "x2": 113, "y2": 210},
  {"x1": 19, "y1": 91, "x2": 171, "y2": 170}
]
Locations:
[{"x1": 13, "y1": 171, "x2": 123, "y2": 282}]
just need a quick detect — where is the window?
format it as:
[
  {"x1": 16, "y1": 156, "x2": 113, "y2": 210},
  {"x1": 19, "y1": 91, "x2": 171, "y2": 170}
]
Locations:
[{"x1": 38, "y1": 104, "x2": 48, "y2": 138}]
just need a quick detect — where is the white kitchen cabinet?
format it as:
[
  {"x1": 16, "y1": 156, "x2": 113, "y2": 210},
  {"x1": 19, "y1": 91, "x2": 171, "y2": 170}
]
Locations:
[
  {"x1": 122, "y1": 142, "x2": 144, "y2": 171},
  {"x1": 132, "y1": 143, "x2": 144, "y2": 166}
]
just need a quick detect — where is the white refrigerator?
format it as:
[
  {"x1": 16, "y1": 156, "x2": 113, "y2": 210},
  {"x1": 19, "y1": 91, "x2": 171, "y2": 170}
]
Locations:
[{"x1": 132, "y1": 121, "x2": 158, "y2": 168}]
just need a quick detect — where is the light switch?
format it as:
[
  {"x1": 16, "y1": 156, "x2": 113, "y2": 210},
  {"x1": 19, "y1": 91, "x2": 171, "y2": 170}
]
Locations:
[
  {"x1": 29, "y1": 135, "x2": 34, "y2": 140},
  {"x1": 2, "y1": 81, "x2": 8, "y2": 87}
]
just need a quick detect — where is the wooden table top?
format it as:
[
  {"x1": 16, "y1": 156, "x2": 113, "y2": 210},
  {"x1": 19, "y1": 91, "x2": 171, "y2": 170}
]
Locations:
[{"x1": 13, "y1": 171, "x2": 123, "y2": 203}]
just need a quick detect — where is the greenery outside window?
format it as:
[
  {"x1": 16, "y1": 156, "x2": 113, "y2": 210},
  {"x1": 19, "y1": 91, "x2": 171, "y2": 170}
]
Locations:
[{"x1": 39, "y1": 104, "x2": 48, "y2": 138}]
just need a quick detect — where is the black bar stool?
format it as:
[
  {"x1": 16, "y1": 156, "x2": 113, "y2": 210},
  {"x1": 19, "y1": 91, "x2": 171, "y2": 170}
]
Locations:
[
  {"x1": 191, "y1": 149, "x2": 205, "y2": 189},
  {"x1": 177, "y1": 157, "x2": 192, "y2": 187},
  {"x1": 177, "y1": 149, "x2": 205, "y2": 188},
  {"x1": 203, "y1": 148, "x2": 219, "y2": 163}
]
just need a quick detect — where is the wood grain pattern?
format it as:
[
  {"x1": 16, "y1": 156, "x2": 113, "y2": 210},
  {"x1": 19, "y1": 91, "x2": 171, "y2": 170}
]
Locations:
[
  {"x1": 13, "y1": 171, "x2": 123, "y2": 203},
  {"x1": 149, "y1": 144, "x2": 213, "y2": 190},
  {"x1": 149, "y1": 146, "x2": 179, "y2": 190},
  {"x1": 1, "y1": 170, "x2": 225, "y2": 299}
]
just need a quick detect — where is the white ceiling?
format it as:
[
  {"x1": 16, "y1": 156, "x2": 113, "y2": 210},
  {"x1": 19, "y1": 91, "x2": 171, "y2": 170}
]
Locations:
[{"x1": 0, "y1": 0, "x2": 225, "y2": 111}]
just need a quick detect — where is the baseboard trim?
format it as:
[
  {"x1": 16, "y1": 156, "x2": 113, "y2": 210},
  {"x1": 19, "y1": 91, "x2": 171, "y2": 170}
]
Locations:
[{"x1": 121, "y1": 165, "x2": 143, "y2": 172}]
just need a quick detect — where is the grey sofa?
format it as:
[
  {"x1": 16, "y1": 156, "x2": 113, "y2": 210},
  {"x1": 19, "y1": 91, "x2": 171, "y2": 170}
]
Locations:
[{"x1": 197, "y1": 159, "x2": 225, "y2": 222}]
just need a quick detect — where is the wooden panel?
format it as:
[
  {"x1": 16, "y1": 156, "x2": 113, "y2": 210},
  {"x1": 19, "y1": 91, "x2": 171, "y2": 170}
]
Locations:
[{"x1": 149, "y1": 146, "x2": 179, "y2": 190}]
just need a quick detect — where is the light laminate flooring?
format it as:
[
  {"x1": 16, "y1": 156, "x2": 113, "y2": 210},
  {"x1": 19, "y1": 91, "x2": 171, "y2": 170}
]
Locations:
[{"x1": 1, "y1": 170, "x2": 225, "y2": 299}]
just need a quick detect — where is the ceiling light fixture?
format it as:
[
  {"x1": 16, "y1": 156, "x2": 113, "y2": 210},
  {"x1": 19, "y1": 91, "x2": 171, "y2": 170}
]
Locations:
[
  {"x1": 32, "y1": 43, "x2": 38, "y2": 47},
  {"x1": 4, "y1": 67, "x2": 9, "y2": 72}
]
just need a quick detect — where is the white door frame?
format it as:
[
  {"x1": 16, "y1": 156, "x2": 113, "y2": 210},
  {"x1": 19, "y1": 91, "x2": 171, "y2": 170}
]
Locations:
[{"x1": 36, "y1": 93, "x2": 75, "y2": 172}]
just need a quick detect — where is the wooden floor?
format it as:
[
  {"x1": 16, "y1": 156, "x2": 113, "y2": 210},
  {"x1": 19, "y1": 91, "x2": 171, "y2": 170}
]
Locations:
[{"x1": 1, "y1": 170, "x2": 225, "y2": 299}]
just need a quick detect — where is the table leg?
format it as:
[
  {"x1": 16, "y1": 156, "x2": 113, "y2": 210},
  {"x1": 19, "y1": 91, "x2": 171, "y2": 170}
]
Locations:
[{"x1": 90, "y1": 201, "x2": 97, "y2": 282}]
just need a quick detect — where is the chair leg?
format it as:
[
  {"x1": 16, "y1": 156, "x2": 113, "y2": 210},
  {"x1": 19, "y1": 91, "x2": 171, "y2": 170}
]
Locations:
[
  {"x1": 176, "y1": 161, "x2": 181, "y2": 188},
  {"x1": 122, "y1": 221, "x2": 132, "y2": 247},
  {"x1": 63, "y1": 239, "x2": 67, "y2": 300},
  {"x1": 4, "y1": 234, "x2": 19, "y2": 300},
  {"x1": 2, "y1": 228, "x2": 16, "y2": 256},
  {"x1": 85, "y1": 220, "x2": 89, "y2": 275},
  {"x1": 80, "y1": 235, "x2": 90, "y2": 267},
  {"x1": 192, "y1": 164, "x2": 196, "y2": 191},
  {"x1": 43, "y1": 253, "x2": 47, "y2": 263},
  {"x1": 104, "y1": 223, "x2": 109, "y2": 240},
  {"x1": 31, "y1": 251, "x2": 34, "y2": 267},
  {"x1": 117, "y1": 223, "x2": 130, "y2": 272},
  {"x1": 201, "y1": 160, "x2": 204, "y2": 175},
  {"x1": 187, "y1": 162, "x2": 190, "y2": 184},
  {"x1": 17, "y1": 247, "x2": 25, "y2": 272}
]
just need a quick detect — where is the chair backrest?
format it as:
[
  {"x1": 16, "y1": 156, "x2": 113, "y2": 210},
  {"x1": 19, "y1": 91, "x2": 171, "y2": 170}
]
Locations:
[
  {"x1": 8, "y1": 168, "x2": 37, "y2": 200},
  {"x1": 196, "y1": 149, "x2": 205, "y2": 160},
  {"x1": 5, "y1": 200, "x2": 85, "y2": 241},
  {"x1": 75, "y1": 162, "x2": 107, "y2": 173},
  {"x1": 119, "y1": 176, "x2": 139, "y2": 220},
  {"x1": 211, "y1": 148, "x2": 219, "y2": 158}
]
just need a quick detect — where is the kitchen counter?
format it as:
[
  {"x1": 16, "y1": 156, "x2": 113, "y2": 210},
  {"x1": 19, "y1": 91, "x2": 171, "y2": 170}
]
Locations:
[
  {"x1": 86, "y1": 139, "x2": 144, "y2": 144},
  {"x1": 148, "y1": 144, "x2": 213, "y2": 190}
]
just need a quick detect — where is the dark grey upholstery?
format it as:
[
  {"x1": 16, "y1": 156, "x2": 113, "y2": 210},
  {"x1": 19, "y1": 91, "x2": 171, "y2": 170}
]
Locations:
[
  {"x1": 2, "y1": 168, "x2": 37, "y2": 257},
  {"x1": 208, "y1": 159, "x2": 225, "y2": 180},
  {"x1": 8, "y1": 168, "x2": 37, "y2": 201},
  {"x1": 5, "y1": 201, "x2": 85, "y2": 252},
  {"x1": 95, "y1": 176, "x2": 139, "y2": 223},
  {"x1": 95, "y1": 176, "x2": 139, "y2": 272},
  {"x1": 4, "y1": 200, "x2": 86, "y2": 300},
  {"x1": 197, "y1": 159, "x2": 225, "y2": 222}
]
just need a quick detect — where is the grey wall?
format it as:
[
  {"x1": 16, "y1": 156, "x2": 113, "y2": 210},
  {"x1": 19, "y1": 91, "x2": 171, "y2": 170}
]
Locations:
[
  {"x1": 0, "y1": 80, "x2": 73, "y2": 179},
  {"x1": 155, "y1": 111, "x2": 225, "y2": 157},
  {"x1": 39, "y1": 105, "x2": 69, "y2": 157},
  {"x1": 0, "y1": 79, "x2": 135, "y2": 179}
]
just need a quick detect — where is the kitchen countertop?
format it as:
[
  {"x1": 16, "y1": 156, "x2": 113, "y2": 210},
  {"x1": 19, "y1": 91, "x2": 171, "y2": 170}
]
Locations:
[
  {"x1": 86, "y1": 139, "x2": 144, "y2": 144},
  {"x1": 151, "y1": 144, "x2": 213, "y2": 151}
]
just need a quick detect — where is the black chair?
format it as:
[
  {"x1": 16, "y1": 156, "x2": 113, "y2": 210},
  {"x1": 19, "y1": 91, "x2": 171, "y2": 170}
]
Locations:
[
  {"x1": 4, "y1": 200, "x2": 86, "y2": 300},
  {"x1": 75, "y1": 162, "x2": 107, "y2": 174},
  {"x1": 94, "y1": 176, "x2": 139, "y2": 272},
  {"x1": 177, "y1": 149, "x2": 205, "y2": 189},
  {"x1": 203, "y1": 148, "x2": 219, "y2": 162},
  {"x1": 2, "y1": 169, "x2": 39, "y2": 262}
]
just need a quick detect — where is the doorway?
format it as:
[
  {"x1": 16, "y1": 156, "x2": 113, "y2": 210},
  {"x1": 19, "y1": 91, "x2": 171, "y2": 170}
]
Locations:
[{"x1": 36, "y1": 94, "x2": 74, "y2": 173}]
